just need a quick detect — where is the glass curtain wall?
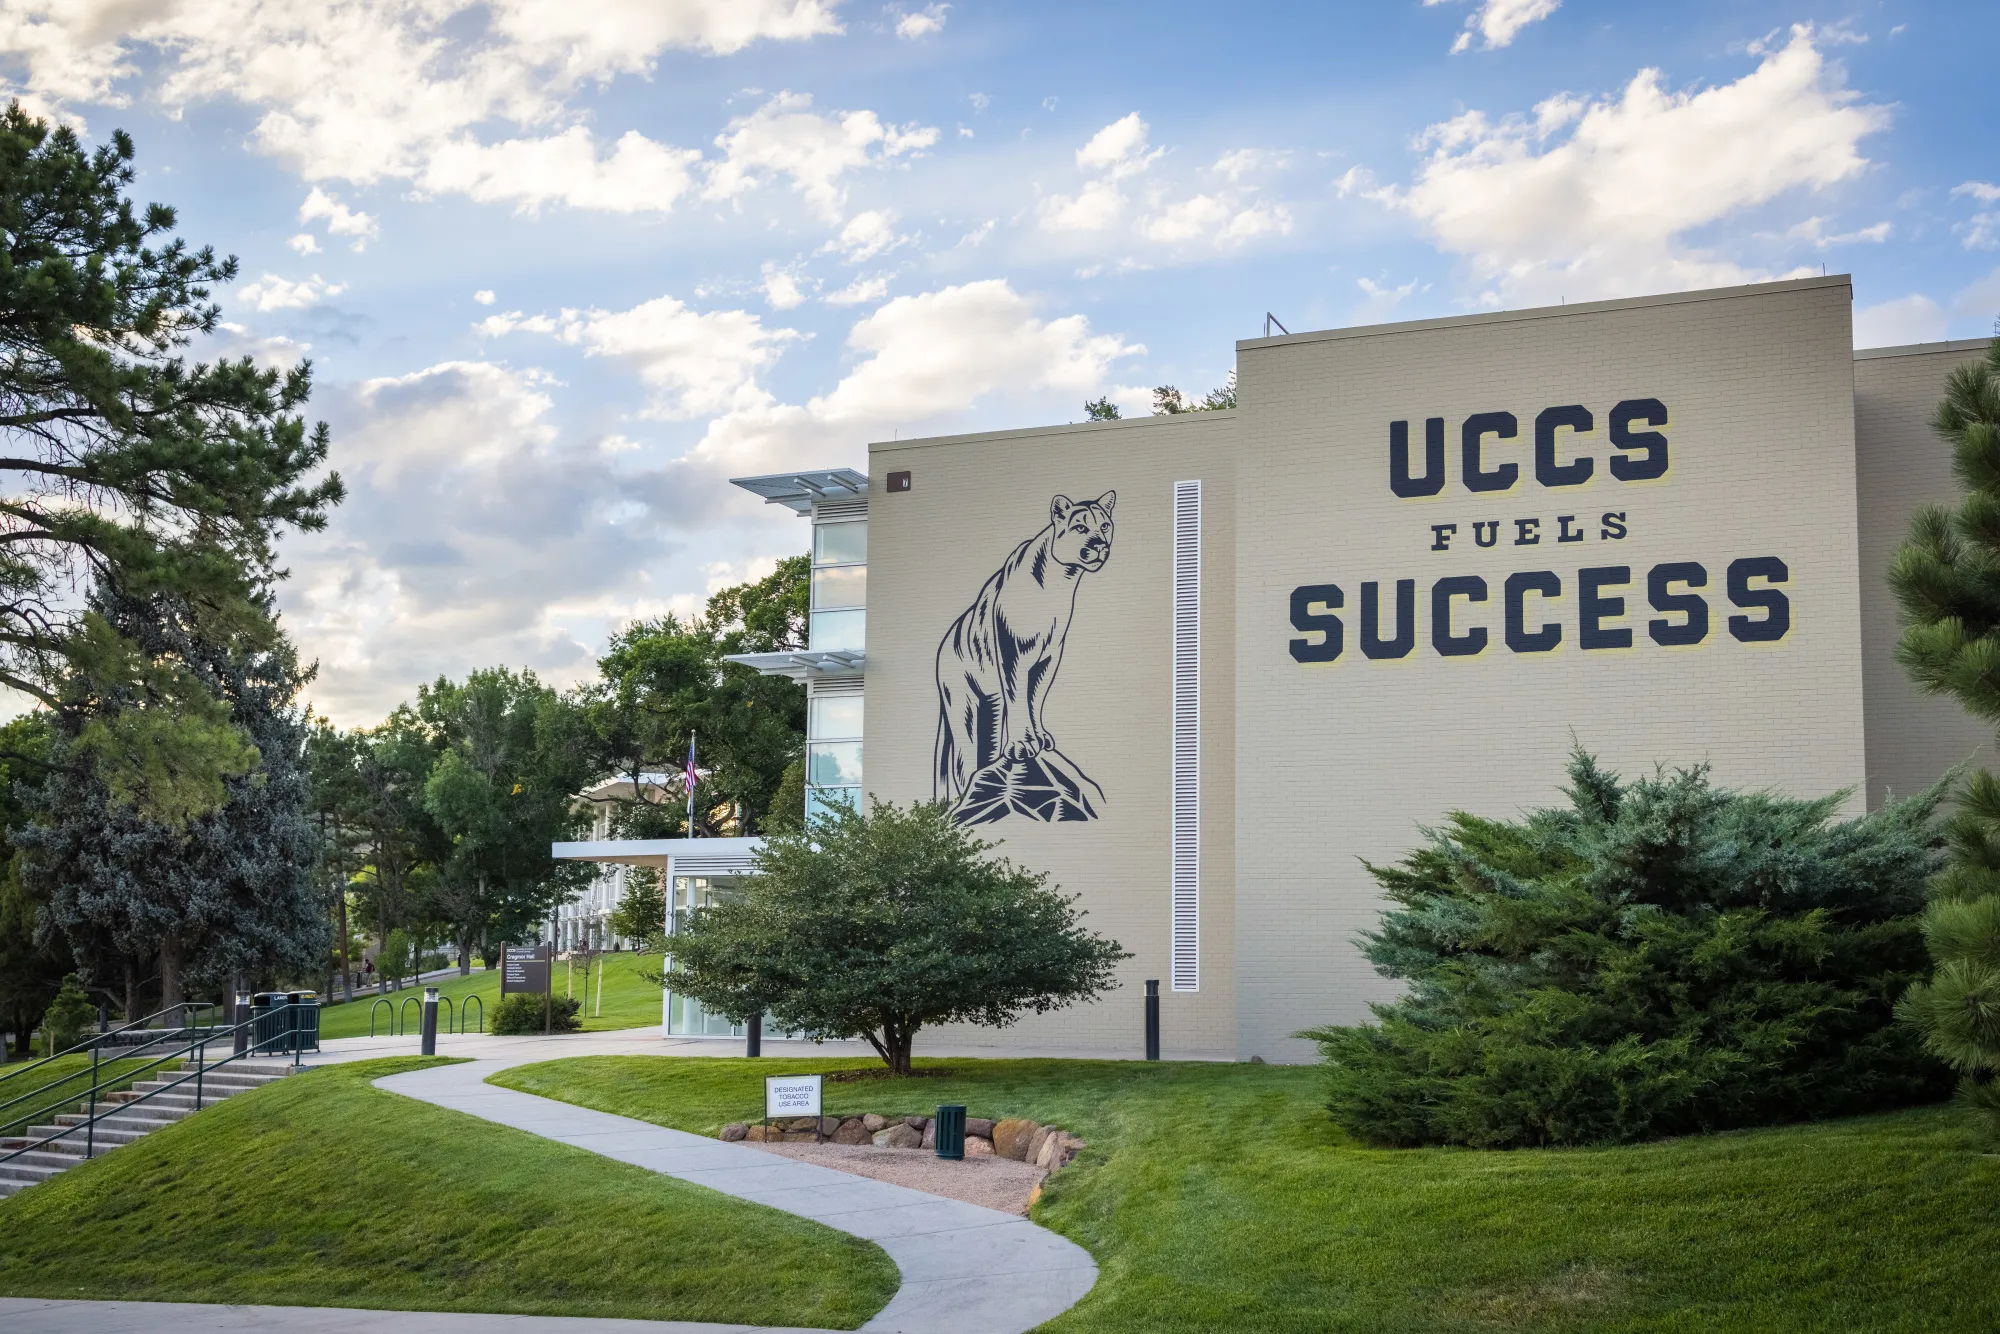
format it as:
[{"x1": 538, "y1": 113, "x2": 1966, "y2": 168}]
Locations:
[
  {"x1": 810, "y1": 518, "x2": 866, "y2": 651},
  {"x1": 807, "y1": 691, "x2": 862, "y2": 823}
]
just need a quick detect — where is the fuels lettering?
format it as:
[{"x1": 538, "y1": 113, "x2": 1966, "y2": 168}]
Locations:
[{"x1": 1287, "y1": 558, "x2": 1789, "y2": 663}]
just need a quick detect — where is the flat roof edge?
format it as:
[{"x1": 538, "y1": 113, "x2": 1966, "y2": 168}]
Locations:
[
  {"x1": 1238, "y1": 275, "x2": 1854, "y2": 352},
  {"x1": 870, "y1": 408, "x2": 1237, "y2": 455},
  {"x1": 1853, "y1": 337, "x2": 1993, "y2": 361}
]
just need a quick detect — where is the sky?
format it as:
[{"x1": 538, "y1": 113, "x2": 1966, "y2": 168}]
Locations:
[{"x1": 1, "y1": 0, "x2": 1995, "y2": 728}]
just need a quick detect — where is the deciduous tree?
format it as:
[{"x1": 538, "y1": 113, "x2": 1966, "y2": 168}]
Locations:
[{"x1": 666, "y1": 800, "x2": 1128, "y2": 1074}]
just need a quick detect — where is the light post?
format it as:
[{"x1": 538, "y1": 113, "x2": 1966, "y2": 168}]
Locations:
[{"x1": 420, "y1": 986, "x2": 440, "y2": 1056}]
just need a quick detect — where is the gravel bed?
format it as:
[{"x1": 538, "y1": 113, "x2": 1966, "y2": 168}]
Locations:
[{"x1": 746, "y1": 1140, "x2": 1049, "y2": 1214}]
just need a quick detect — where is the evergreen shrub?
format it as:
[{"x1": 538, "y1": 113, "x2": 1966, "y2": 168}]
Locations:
[
  {"x1": 1302, "y1": 750, "x2": 1953, "y2": 1148},
  {"x1": 40, "y1": 973, "x2": 95, "y2": 1055},
  {"x1": 491, "y1": 992, "x2": 580, "y2": 1035}
]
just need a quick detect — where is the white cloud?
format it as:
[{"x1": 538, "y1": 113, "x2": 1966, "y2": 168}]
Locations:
[
  {"x1": 1784, "y1": 216, "x2": 1892, "y2": 247},
  {"x1": 824, "y1": 275, "x2": 889, "y2": 305},
  {"x1": 473, "y1": 289, "x2": 497, "y2": 305},
  {"x1": 1427, "y1": 0, "x2": 1561, "y2": 54},
  {"x1": 490, "y1": 295, "x2": 802, "y2": 419},
  {"x1": 1369, "y1": 25, "x2": 1891, "y2": 303},
  {"x1": 1075, "y1": 112, "x2": 1154, "y2": 175},
  {"x1": 1953, "y1": 182, "x2": 2000, "y2": 250},
  {"x1": 473, "y1": 309, "x2": 558, "y2": 336},
  {"x1": 298, "y1": 186, "x2": 378, "y2": 249},
  {"x1": 1854, "y1": 294, "x2": 1947, "y2": 347},
  {"x1": 895, "y1": 4, "x2": 948, "y2": 38},
  {"x1": 1141, "y1": 195, "x2": 1292, "y2": 246},
  {"x1": 826, "y1": 208, "x2": 905, "y2": 261},
  {"x1": 420, "y1": 126, "x2": 702, "y2": 214},
  {"x1": 0, "y1": 1, "x2": 840, "y2": 213},
  {"x1": 761, "y1": 262, "x2": 807, "y2": 310},
  {"x1": 704, "y1": 91, "x2": 939, "y2": 221},
  {"x1": 288, "y1": 233, "x2": 320, "y2": 255},
  {"x1": 1355, "y1": 275, "x2": 1421, "y2": 321},
  {"x1": 1043, "y1": 114, "x2": 1293, "y2": 252},
  {"x1": 236, "y1": 272, "x2": 347, "y2": 312},
  {"x1": 685, "y1": 279, "x2": 1140, "y2": 480}
]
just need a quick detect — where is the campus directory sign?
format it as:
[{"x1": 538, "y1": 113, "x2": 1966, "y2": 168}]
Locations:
[
  {"x1": 501, "y1": 944, "x2": 550, "y2": 995},
  {"x1": 765, "y1": 1074, "x2": 822, "y2": 1119}
]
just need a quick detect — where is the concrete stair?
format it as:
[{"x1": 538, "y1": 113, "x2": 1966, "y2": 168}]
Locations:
[{"x1": 0, "y1": 1057, "x2": 295, "y2": 1198}]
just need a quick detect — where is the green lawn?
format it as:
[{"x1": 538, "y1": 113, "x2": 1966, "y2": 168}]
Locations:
[
  {"x1": 317, "y1": 949, "x2": 663, "y2": 1038},
  {"x1": 0, "y1": 1055, "x2": 896, "y2": 1326},
  {"x1": 493, "y1": 1055, "x2": 2000, "y2": 1334}
]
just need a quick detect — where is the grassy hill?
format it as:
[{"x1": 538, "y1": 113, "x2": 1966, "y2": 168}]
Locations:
[
  {"x1": 0, "y1": 1056, "x2": 895, "y2": 1326},
  {"x1": 316, "y1": 950, "x2": 663, "y2": 1038},
  {"x1": 495, "y1": 1055, "x2": 2000, "y2": 1334}
]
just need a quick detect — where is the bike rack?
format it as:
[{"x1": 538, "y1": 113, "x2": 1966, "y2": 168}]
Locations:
[
  {"x1": 436, "y1": 995, "x2": 455, "y2": 1035},
  {"x1": 369, "y1": 998, "x2": 396, "y2": 1037},
  {"x1": 459, "y1": 994, "x2": 484, "y2": 1034},
  {"x1": 398, "y1": 994, "x2": 423, "y2": 1034}
]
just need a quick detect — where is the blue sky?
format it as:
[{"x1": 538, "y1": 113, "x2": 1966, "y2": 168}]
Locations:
[{"x1": 3, "y1": 0, "x2": 1995, "y2": 724}]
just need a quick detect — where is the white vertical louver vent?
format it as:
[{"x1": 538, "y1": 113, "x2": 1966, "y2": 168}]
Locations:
[{"x1": 1171, "y1": 479, "x2": 1201, "y2": 993}]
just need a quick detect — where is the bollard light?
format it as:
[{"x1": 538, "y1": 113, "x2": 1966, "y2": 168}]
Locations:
[
  {"x1": 420, "y1": 986, "x2": 440, "y2": 1056},
  {"x1": 233, "y1": 992, "x2": 251, "y2": 1056},
  {"x1": 1144, "y1": 979, "x2": 1160, "y2": 1061}
]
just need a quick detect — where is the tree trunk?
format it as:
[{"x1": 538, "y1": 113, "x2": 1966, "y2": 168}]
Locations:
[
  {"x1": 457, "y1": 937, "x2": 472, "y2": 976},
  {"x1": 124, "y1": 956, "x2": 139, "y2": 1024},
  {"x1": 159, "y1": 933, "x2": 186, "y2": 1028},
  {"x1": 337, "y1": 884, "x2": 353, "y2": 1003}
]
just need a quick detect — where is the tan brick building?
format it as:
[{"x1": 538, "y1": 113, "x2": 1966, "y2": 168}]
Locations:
[{"x1": 567, "y1": 276, "x2": 1991, "y2": 1061}]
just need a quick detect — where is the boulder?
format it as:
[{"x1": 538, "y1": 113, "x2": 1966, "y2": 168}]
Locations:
[
  {"x1": 862, "y1": 1113, "x2": 889, "y2": 1133},
  {"x1": 820, "y1": 1117, "x2": 842, "y2": 1137},
  {"x1": 831, "y1": 1117, "x2": 873, "y2": 1145},
  {"x1": 783, "y1": 1129, "x2": 819, "y2": 1142},
  {"x1": 743, "y1": 1123, "x2": 771, "y2": 1142},
  {"x1": 788, "y1": 1116, "x2": 822, "y2": 1133},
  {"x1": 921, "y1": 1120, "x2": 935, "y2": 1149},
  {"x1": 720, "y1": 1122, "x2": 748, "y2": 1142},
  {"x1": 1037, "y1": 1131, "x2": 1078, "y2": 1169},
  {"x1": 873, "y1": 1124, "x2": 923, "y2": 1150},
  {"x1": 964, "y1": 1135, "x2": 995, "y2": 1157},
  {"x1": 992, "y1": 1118, "x2": 1040, "y2": 1161},
  {"x1": 1025, "y1": 1126, "x2": 1055, "y2": 1166},
  {"x1": 965, "y1": 1117, "x2": 996, "y2": 1138},
  {"x1": 903, "y1": 1115, "x2": 927, "y2": 1131}
]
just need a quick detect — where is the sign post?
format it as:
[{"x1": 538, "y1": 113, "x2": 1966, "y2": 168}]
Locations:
[
  {"x1": 764, "y1": 1073, "x2": 824, "y2": 1143},
  {"x1": 501, "y1": 944, "x2": 553, "y2": 1034}
]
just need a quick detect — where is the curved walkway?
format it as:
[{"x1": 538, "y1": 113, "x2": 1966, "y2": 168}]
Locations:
[{"x1": 373, "y1": 1059, "x2": 1097, "y2": 1334}]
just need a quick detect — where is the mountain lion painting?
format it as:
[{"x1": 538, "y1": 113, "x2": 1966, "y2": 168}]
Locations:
[{"x1": 934, "y1": 490, "x2": 1115, "y2": 824}]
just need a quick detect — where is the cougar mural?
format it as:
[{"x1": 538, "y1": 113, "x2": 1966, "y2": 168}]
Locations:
[{"x1": 934, "y1": 491, "x2": 1115, "y2": 824}]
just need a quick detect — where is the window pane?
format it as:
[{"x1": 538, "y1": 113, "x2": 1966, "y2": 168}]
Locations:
[
  {"x1": 807, "y1": 786, "x2": 860, "y2": 825},
  {"x1": 814, "y1": 520, "x2": 866, "y2": 565},
  {"x1": 810, "y1": 608, "x2": 865, "y2": 651},
  {"x1": 808, "y1": 742, "x2": 863, "y2": 786},
  {"x1": 812, "y1": 564, "x2": 866, "y2": 609},
  {"x1": 809, "y1": 694, "x2": 863, "y2": 739}
]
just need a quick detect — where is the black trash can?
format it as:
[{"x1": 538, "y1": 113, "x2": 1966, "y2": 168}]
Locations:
[
  {"x1": 250, "y1": 992, "x2": 321, "y2": 1056},
  {"x1": 935, "y1": 1103, "x2": 966, "y2": 1160}
]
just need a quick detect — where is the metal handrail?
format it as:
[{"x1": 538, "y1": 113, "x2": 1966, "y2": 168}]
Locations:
[
  {"x1": 0, "y1": 1000, "x2": 222, "y2": 1086},
  {"x1": 460, "y1": 994, "x2": 484, "y2": 1034},
  {"x1": 0, "y1": 1003, "x2": 313, "y2": 1167},
  {"x1": 369, "y1": 998, "x2": 396, "y2": 1037}
]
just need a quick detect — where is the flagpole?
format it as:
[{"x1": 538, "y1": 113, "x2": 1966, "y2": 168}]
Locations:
[{"x1": 685, "y1": 731, "x2": 698, "y2": 838}]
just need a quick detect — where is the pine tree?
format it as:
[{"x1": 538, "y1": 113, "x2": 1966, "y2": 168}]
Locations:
[
  {"x1": 0, "y1": 106, "x2": 342, "y2": 824},
  {"x1": 21, "y1": 581, "x2": 326, "y2": 1011},
  {"x1": 1888, "y1": 336, "x2": 2000, "y2": 1136}
]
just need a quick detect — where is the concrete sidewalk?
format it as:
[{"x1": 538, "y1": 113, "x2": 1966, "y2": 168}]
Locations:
[
  {"x1": 0, "y1": 1297, "x2": 846, "y2": 1332},
  {"x1": 374, "y1": 1059, "x2": 1097, "y2": 1334}
]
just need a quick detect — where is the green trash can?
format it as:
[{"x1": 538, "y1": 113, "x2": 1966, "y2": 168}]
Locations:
[{"x1": 935, "y1": 1103, "x2": 966, "y2": 1160}]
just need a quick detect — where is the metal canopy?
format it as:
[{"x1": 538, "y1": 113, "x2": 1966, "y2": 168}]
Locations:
[
  {"x1": 729, "y1": 469, "x2": 870, "y2": 515},
  {"x1": 722, "y1": 648, "x2": 865, "y2": 681}
]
